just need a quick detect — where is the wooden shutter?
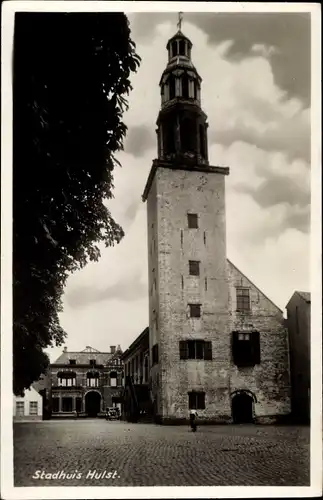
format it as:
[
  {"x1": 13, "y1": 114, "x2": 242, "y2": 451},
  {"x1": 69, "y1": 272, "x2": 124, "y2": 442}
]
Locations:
[
  {"x1": 197, "y1": 392, "x2": 205, "y2": 409},
  {"x1": 179, "y1": 341, "x2": 188, "y2": 360},
  {"x1": 252, "y1": 331, "x2": 261, "y2": 364},
  {"x1": 204, "y1": 341, "x2": 212, "y2": 360}
]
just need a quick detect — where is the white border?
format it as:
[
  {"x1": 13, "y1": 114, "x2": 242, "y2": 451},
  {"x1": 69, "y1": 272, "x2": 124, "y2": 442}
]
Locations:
[{"x1": 1, "y1": 2, "x2": 322, "y2": 499}]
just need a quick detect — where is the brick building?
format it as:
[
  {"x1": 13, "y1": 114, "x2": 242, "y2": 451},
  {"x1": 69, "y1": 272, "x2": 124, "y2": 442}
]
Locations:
[
  {"x1": 126, "y1": 28, "x2": 291, "y2": 424},
  {"x1": 286, "y1": 291, "x2": 311, "y2": 423},
  {"x1": 49, "y1": 345, "x2": 124, "y2": 417}
]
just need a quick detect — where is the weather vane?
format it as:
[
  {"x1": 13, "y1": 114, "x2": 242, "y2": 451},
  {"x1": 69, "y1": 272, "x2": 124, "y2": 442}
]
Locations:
[{"x1": 177, "y1": 11, "x2": 183, "y2": 31}]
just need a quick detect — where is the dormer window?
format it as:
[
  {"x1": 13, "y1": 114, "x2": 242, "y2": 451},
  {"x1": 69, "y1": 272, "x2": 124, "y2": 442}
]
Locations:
[
  {"x1": 69, "y1": 359, "x2": 76, "y2": 365},
  {"x1": 89, "y1": 359, "x2": 96, "y2": 367}
]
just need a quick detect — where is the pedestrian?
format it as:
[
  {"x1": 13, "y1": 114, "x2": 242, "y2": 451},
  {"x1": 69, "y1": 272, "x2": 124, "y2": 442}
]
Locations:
[{"x1": 189, "y1": 409, "x2": 198, "y2": 432}]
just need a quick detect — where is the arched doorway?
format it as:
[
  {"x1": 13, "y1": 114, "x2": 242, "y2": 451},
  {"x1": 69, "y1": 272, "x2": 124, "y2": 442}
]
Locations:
[
  {"x1": 85, "y1": 391, "x2": 101, "y2": 417},
  {"x1": 232, "y1": 391, "x2": 254, "y2": 424}
]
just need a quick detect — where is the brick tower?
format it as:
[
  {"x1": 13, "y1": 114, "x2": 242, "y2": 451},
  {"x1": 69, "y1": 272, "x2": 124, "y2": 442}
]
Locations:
[{"x1": 142, "y1": 28, "x2": 232, "y2": 423}]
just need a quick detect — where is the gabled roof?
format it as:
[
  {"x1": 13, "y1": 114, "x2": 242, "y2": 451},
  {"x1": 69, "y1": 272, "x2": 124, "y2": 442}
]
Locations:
[
  {"x1": 296, "y1": 291, "x2": 311, "y2": 303},
  {"x1": 52, "y1": 347, "x2": 122, "y2": 366},
  {"x1": 227, "y1": 259, "x2": 283, "y2": 313}
]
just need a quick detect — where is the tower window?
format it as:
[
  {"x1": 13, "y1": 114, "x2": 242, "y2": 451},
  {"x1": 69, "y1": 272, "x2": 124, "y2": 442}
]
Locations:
[
  {"x1": 189, "y1": 304, "x2": 201, "y2": 318},
  {"x1": 179, "y1": 340, "x2": 212, "y2": 360},
  {"x1": 179, "y1": 40, "x2": 186, "y2": 55},
  {"x1": 164, "y1": 124, "x2": 175, "y2": 154},
  {"x1": 189, "y1": 260, "x2": 200, "y2": 276},
  {"x1": 188, "y1": 391, "x2": 205, "y2": 410},
  {"x1": 181, "y1": 117, "x2": 197, "y2": 153},
  {"x1": 172, "y1": 41, "x2": 178, "y2": 57},
  {"x1": 236, "y1": 288, "x2": 250, "y2": 312},
  {"x1": 181, "y1": 74, "x2": 189, "y2": 99},
  {"x1": 187, "y1": 213, "x2": 198, "y2": 228},
  {"x1": 232, "y1": 331, "x2": 260, "y2": 367},
  {"x1": 169, "y1": 75, "x2": 176, "y2": 100}
]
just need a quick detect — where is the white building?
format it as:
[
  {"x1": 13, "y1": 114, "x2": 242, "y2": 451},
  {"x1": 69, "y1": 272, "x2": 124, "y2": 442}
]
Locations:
[{"x1": 13, "y1": 387, "x2": 43, "y2": 421}]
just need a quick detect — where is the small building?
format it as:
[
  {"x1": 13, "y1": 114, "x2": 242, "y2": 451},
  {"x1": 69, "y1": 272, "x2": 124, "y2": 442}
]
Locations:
[
  {"x1": 121, "y1": 328, "x2": 152, "y2": 422},
  {"x1": 286, "y1": 291, "x2": 311, "y2": 423},
  {"x1": 13, "y1": 387, "x2": 43, "y2": 422},
  {"x1": 49, "y1": 345, "x2": 124, "y2": 418}
]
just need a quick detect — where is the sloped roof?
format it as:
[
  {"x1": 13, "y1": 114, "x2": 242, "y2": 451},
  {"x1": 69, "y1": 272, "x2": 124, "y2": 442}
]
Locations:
[
  {"x1": 52, "y1": 347, "x2": 122, "y2": 366},
  {"x1": 296, "y1": 291, "x2": 311, "y2": 303},
  {"x1": 227, "y1": 259, "x2": 283, "y2": 313}
]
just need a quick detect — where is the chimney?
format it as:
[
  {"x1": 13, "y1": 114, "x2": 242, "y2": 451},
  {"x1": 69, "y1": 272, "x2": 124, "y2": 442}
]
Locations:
[
  {"x1": 110, "y1": 346, "x2": 116, "y2": 354},
  {"x1": 63, "y1": 346, "x2": 67, "y2": 353}
]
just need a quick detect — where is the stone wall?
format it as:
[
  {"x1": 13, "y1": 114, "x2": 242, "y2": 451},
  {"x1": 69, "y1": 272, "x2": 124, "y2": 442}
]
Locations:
[
  {"x1": 228, "y1": 260, "x2": 291, "y2": 421},
  {"x1": 152, "y1": 165, "x2": 231, "y2": 422}
]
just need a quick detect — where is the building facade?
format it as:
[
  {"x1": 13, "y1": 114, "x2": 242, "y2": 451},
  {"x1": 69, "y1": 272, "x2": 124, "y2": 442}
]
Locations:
[
  {"x1": 286, "y1": 291, "x2": 311, "y2": 423},
  {"x1": 49, "y1": 345, "x2": 124, "y2": 417},
  {"x1": 138, "y1": 28, "x2": 291, "y2": 424},
  {"x1": 13, "y1": 387, "x2": 43, "y2": 422}
]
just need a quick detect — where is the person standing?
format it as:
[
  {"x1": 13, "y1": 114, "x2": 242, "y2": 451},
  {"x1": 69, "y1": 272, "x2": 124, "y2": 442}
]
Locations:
[{"x1": 189, "y1": 409, "x2": 198, "y2": 432}]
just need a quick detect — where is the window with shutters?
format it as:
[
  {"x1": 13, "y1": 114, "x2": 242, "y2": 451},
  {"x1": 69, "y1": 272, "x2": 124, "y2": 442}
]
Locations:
[
  {"x1": 179, "y1": 340, "x2": 212, "y2": 360},
  {"x1": 189, "y1": 304, "x2": 201, "y2": 318},
  {"x1": 152, "y1": 344, "x2": 159, "y2": 365},
  {"x1": 189, "y1": 260, "x2": 200, "y2": 276},
  {"x1": 236, "y1": 288, "x2": 250, "y2": 312},
  {"x1": 232, "y1": 331, "x2": 260, "y2": 367},
  {"x1": 187, "y1": 213, "x2": 198, "y2": 228},
  {"x1": 188, "y1": 391, "x2": 205, "y2": 410}
]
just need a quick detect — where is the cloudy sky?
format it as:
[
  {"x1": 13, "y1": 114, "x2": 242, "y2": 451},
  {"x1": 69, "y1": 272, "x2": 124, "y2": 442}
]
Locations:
[{"x1": 46, "y1": 10, "x2": 311, "y2": 362}]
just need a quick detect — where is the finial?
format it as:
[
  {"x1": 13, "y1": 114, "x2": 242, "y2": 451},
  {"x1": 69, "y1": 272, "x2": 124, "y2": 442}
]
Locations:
[{"x1": 177, "y1": 11, "x2": 183, "y2": 31}]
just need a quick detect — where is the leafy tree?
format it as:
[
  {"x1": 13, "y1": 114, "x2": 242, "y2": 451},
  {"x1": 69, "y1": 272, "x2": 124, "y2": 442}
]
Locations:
[{"x1": 13, "y1": 12, "x2": 140, "y2": 395}]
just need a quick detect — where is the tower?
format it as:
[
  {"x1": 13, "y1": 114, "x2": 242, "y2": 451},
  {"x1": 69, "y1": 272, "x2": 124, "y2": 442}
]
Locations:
[{"x1": 142, "y1": 26, "x2": 232, "y2": 423}]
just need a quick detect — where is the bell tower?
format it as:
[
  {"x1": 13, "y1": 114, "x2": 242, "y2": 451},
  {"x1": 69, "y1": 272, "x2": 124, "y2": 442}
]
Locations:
[
  {"x1": 142, "y1": 22, "x2": 232, "y2": 424},
  {"x1": 157, "y1": 29, "x2": 208, "y2": 166}
]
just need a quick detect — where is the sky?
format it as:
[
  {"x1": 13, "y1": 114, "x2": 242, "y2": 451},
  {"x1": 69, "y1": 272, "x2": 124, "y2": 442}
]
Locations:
[{"x1": 46, "y1": 10, "x2": 311, "y2": 362}]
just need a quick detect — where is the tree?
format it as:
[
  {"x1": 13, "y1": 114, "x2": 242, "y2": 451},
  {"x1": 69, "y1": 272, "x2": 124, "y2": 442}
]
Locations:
[{"x1": 13, "y1": 12, "x2": 141, "y2": 395}]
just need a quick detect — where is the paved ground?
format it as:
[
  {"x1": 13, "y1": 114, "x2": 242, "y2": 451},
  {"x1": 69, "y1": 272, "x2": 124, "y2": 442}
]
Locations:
[{"x1": 14, "y1": 420, "x2": 310, "y2": 486}]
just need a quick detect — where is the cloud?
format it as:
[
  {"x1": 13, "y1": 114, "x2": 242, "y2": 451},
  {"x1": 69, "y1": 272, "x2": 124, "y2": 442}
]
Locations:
[
  {"x1": 124, "y1": 125, "x2": 155, "y2": 157},
  {"x1": 66, "y1": 269, "x2": 148, "y2": 309}
]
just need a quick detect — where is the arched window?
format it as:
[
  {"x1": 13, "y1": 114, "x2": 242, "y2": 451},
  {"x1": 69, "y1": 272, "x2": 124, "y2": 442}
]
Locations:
[
  {"x1": 179, "y1": 40, "x2": 186, "y2": 56},
  {"x1": 169, "y1": 75, "x2": 176, "y2": 100},
  {"x1": 110, "y1": 371, "x2": 118, "y2": 387},
  {"x1": 180, "y1": 117, "x2": 197, "y2": 154},
  {"x1": 163, "y1": 123, "x2": 175, "y2": 155},
  {"x1": 86, "y1": 371, "x2": 100, "y2": 387},
  {"x1": 58, "y1": 372, "x2": 76, "y2": 387},
  {"x1": 181, "y1": 74, "x2": 189, "y2": 99}
]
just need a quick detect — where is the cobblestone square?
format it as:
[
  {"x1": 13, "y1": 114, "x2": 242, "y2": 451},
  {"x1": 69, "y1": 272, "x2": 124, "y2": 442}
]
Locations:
[{"x1": 13, "y1": 420, "x2": 310, "y2": 486}]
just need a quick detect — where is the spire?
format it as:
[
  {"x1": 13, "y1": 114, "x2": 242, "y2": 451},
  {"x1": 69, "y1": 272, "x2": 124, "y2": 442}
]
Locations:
[{"x1": 156, "y1": 27, "x2": 209, "y2": 166}]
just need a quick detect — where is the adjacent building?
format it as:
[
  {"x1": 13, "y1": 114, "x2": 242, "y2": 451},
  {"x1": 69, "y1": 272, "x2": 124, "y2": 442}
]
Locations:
[
  {"x1": 123, "y1": 28, "x2": 291, "y2": 425},
  {"x1": 13, "y1": 387, "x2": 43, "y2": 422},
  {"x1": 286, "y1": 291, "x2": 311, "y2": 423},
  {"x1": 49, "y1": 345, "x2": 124, "y2": 417}
]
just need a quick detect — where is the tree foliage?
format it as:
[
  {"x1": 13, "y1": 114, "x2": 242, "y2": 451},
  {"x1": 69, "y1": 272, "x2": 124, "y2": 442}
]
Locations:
[{"x1": 13, "y1": 13, "x2": 140, "y2": 395}]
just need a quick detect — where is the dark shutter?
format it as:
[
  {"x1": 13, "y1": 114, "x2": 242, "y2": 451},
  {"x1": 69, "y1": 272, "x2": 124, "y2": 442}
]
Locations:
[
  {"x1": 188, "y1": 341, "x2": 196, "y2": 359},
  {"x1": 204, "y1": 341, "x2": 212, "y2": 360},
  {"x1": 179, "y1": 341, "x2": 188, "y2": 360},
  {"x1": 188, "y1": 392, "x2": 195, "y2": 409},
  {"x1": 197, "y1": 392, "x2": 205, "y2": 409},
  {"x1": 252, "y1": 331, "x2": 261, "y2": 364}
]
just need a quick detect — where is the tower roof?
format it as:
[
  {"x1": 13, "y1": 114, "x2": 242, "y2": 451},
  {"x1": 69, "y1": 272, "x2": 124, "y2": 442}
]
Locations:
[{"x1": 166, "y1": 30, "x2": 192, "y2": 50}]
